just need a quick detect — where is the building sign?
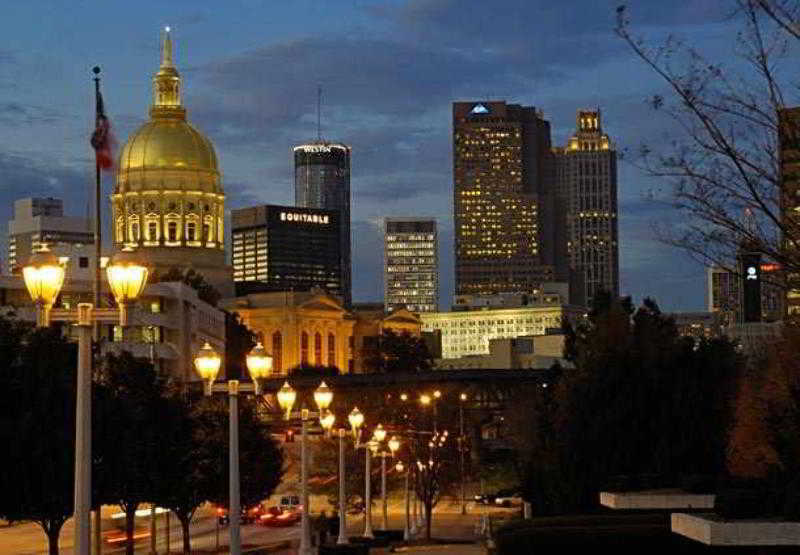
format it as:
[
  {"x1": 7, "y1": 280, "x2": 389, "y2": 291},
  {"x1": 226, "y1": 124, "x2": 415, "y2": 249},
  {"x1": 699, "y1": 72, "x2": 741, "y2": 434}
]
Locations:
[
  {"x1": 280, "y1": 212, "x2": 330, "y2": 224},
  {"x1": 761, "y1": 263, "x2": 781, "y2": 272},
  {"x1": 740, "y1": 252, "x2": 762, "y2": 323},
  {"x1": 295, "y1": 145, "x2": 332, "y2": 154},
  {"x1": 470, "y1": 104, "x2": 490, "y2": 115}
]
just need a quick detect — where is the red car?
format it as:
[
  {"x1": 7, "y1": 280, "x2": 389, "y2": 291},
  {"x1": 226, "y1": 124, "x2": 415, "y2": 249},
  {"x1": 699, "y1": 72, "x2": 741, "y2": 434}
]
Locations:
[
  {"x1": 259, "y1": 506, "x2": 301, "y2": 527},
  {"x1": 216, "y1": 504, "x2": 264, "y2": 526}
]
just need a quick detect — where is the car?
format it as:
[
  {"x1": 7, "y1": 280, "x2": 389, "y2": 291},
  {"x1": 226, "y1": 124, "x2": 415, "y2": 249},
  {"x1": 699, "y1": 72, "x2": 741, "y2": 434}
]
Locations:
[
  {"x1": 103, "y1": 527, "x2": 150, "y2": 545},
  {"x1": 473, "y1": 493, "x2": 497, "y2": 505},
  {"x1": 259, "y1": 506, "x2": 301, "y2": 527},
  {"x1": 494, "y1": 490, "x2": 523, "y2": 507},
  {"x1": 216, "y1": 504, "x2": 263, "y2": 526}
]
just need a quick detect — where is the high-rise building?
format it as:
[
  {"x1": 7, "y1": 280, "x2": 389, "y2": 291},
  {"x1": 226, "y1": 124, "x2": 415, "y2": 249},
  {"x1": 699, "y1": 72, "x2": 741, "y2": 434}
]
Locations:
[
  {"x1": 384, "y1": 218, "x2": 438, "y2": 313},
  {"x1": 8, "y1": 197, "x2": 94, "y2": 274},
  {"x1": 707, "y1": 261, "x2": 784, "y2": 326},
  {"x1": 554, "y1": 110, "x2": 619, "y2": 303},
  {"x1": 111, "y1": 29, "x2": 231, "y2": 294},
  {"x1": 231, "y1": 204, "x2": 342, "y2": 298},
  {"x1": 778, "y1": 106, "x2": 800, "y2": 315},
  {"x1": 294, "y1": 142, "x2": 351, "y2": 306},
  {"x1": 453, "y1": 101, "x2": 555, "y2": 296}
]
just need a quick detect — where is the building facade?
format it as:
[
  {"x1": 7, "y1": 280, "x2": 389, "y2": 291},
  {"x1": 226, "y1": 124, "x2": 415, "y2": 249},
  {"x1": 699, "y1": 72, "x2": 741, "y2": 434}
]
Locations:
[
  {"x1": 223, "y1": 291, "x2": 421, "y2": 374},
  {"x1": 0, "y1": 273, "x2": 225, "y2": 382},
  {"x1": 110, "y1": 29, "x2": 231, "y2": 295},
  {"x1": 420, "y1": 304, "x2": 583, "y2": 359},
  {"x1": 8, "y1": 198, "x2": 94, "y2": 274},
  {"x1": 232, "y1": 205, "x2": 341, "y2": 298},
  {"x1": 453, "y1": 101, "x2": 555, "y2": 296},
  {"x1": 384, "y1": 218, "x2": 438, "y2": 313},
  {"x1": 554, "y1": 110, "x2": 619, "y2": 303},
  {"x1": 294, "y1": 142, "x2": 352, "y2": 306},
  {"x1": 707, "y1": 262, "x2": 784, "y2": 326},
  {"x1": 779, "y1": 107, "x2": 800, "y2": 315}
]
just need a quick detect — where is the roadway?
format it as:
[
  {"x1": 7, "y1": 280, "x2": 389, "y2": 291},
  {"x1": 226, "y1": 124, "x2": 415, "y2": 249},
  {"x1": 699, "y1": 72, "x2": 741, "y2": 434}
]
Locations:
[{"x1": 0, "y1": 497, "x2": 503, "y2": 553}]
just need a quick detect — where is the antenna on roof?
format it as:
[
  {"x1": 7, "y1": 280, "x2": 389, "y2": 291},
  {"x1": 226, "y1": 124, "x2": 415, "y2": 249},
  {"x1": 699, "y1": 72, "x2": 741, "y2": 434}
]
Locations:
[{"x1": 317, "y1": 85, "x2": 322, "y2": 141}]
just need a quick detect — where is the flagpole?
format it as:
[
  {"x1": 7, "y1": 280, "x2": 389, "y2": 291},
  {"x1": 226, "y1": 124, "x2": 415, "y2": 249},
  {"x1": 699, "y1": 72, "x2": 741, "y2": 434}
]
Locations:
[
  {"x1": 92, "y1": 66, "x2": 102, "y2": 340},
  {"x1": 91, "y1": 65, "x2": 102, "y2": 555}
]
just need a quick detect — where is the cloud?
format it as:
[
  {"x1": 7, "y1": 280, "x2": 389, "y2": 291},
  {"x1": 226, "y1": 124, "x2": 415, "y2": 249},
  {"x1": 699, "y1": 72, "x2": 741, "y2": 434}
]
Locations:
[{"x1": 0, "y1": 102, "x2": 63, "y2": 126}]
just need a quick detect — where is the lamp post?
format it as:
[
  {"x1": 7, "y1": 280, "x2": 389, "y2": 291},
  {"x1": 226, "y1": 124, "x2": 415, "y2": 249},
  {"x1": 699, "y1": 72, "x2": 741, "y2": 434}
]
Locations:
[
  {"x1": 336, "y1": 428, "x2": 349, "y2": 545},
  {"x1": 194, "y1": 341, "x2": 273, "y2": 555},
  {"x1": 459, "y1": 392, "x2": 468, "y2": 515},
  {"x1": 396, "y1": 461, "x2": 410, "y2": 540},
  {"x1": 381, "y1": 435, "x2": 400, "y2": 530},
  {"x1": 275, "y1": 380, "x2": 334, "y2": 555},
  {"x1": 24, "y1": 246, "x2": 149, "y2": 555}
]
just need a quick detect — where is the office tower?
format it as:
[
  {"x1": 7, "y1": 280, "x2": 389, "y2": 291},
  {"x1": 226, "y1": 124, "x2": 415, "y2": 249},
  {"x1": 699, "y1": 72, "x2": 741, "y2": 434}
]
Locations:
[
  {"x1": 294, "y1": 142, "x2": 351, "y2": 305},
  {"x1": 384, "y1": 218, "x2": 438, "y2": 313},
  {"x1": 707, "y1": 261, "x2": 784, "y2": 325},
  {"x1": 231, "y1": 204, "x2": 342, "y2": 298},
  {"x1": 8, "y1": 197, "x2": 93, "y2": 274},
  {"x1": 453, "y1": 101, "x2": 554, "y2": 296},
  {"x1": 779, "y1": 106, "x2": 800, "y2": 315},
  {"x1": 111, "y1": 29, "x2": 231, "y2": 293},
  {"x1": 554, "y1": 110, "x2": 619, "y2": 304}
]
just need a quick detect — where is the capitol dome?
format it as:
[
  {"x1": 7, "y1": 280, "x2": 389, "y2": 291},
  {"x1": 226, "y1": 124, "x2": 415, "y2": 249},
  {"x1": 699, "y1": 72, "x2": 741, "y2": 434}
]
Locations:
[{"x1": 111, "y1": 29, "x2": 229, "y2": 291}]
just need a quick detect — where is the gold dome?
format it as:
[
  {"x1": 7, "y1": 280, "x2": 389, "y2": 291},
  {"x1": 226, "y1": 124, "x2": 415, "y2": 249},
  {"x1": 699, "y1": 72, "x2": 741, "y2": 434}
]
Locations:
[
  {"x1": 115, "y1": 28, "x2": 221, "y2": 195},
  {"x1": 117, "y1": 119, "x2": 218, "y2": 175}
]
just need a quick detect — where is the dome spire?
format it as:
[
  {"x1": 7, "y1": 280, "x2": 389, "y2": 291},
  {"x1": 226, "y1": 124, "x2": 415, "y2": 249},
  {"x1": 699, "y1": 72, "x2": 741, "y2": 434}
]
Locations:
[
  {"x1": 161, "y1": 26, "x2": 174, "y2": 68},
  {"x1": 151, "y1": 26, "x2": 184, "y2": 117}
]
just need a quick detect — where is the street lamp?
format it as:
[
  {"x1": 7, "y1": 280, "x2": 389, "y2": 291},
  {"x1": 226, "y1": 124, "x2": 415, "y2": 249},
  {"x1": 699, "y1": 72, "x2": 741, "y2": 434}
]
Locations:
[
  {"x1": 271, "y1": 380, "x2": 336, "y2": 555},
  {"x1": 22, "y1": 246, "x2": 65, "y2": 327},
  {"x1": 277, "y1": 380, "x2": 296, "y2": 419},
  {"x1": 378, "y1": 436, "x2": 400, "y2": 530},
  {"x1": 459, "y1": 392, "x2": 468, "y2": 515},
  {"x1": 25, "y1": 245, "x2": 149, "y2": 555},
  {"x1": 193, "y1": 341, "x2": 273, "y2": 555},
  {"x1": 348, "y1": 407, "x2": 364, "y2": 441}
]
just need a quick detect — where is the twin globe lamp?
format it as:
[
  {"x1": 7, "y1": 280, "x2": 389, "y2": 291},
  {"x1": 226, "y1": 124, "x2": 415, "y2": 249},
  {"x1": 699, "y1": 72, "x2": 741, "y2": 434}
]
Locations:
[{"x1": 23, "y1": 245, "x2": 149, "y2": 326}]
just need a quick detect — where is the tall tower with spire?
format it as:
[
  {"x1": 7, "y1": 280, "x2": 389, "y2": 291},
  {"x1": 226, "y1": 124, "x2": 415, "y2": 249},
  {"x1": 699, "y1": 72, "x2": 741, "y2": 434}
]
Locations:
[{"x1": 111, "y1": 29, "x2": 232, "y2": 294}]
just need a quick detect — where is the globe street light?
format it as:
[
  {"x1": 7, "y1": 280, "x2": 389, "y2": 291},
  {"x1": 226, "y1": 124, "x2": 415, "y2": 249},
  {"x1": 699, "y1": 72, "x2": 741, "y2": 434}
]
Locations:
[
  {"x1": 25, "y1": 245, "x2": 148, "y2": 555},
  {"x1": 277, "y1": 381, "x2": 297, "y2": 420},
  {"x1": 459, "y1": 392, "x2": 468, "y2": 515},
  {"x1": 194, "y1": 341, "x2": 273, "y2": 555},
  {"x1": 272, "y1": 380, "x2": 335, "y2": 555},
  {"x1": 348, "y1": 407, "x2": 364, "y2": 442}
]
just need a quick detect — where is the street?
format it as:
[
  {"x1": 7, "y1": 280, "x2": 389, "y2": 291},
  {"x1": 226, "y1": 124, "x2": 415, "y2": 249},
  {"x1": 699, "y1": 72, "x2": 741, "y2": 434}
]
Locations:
[{"x1": 0, "y1": 497, "x2": 501, "y2": 553}]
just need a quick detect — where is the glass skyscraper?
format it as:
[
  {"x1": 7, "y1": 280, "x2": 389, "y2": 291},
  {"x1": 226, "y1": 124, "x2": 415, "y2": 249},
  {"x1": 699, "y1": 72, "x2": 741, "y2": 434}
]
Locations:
[{"x1": 294, "y1": 142, "x2": 351, "y2": 305}]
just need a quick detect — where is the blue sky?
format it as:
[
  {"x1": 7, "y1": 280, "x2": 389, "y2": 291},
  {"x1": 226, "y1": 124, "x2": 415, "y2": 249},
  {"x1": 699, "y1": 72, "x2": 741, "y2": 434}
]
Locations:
[{"x1": 0, "y1": 0, "x2": 742, "y2": 309}]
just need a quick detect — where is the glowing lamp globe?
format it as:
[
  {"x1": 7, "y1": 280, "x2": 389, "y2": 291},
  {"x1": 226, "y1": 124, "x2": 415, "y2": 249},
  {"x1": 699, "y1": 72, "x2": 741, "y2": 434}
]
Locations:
[
  {"x1": 23, "y1": 247, "x2": 65, "y2": 323},
  {"x1": 348, "y1": 407, "x2": 364, "y2": 440},
  {"x1": 420, "y1": 394, "x2": 431, "y2": 406},
  {"x1": 313, "y1": 381, "x2": 333, "y2": 411},
  {"x1": 373, "y1": 423, "x2": 387, "y2": 443},
  {"x1": 246, "y1": 342, "x2": 272, "y2": 381},
  {"x1": 395, "y1": 461, "x2": 404, "y2": 473},
  {"x1": 276, "y1": 381, "x2": 296, "y2": 419},
  {"x1": 194, "y1": 342, "x2": 222, "y2": 395},
  {"x1": 320, "y1": 410, "x2": 335, "y2": 432},
  {"x1": 106, "y1": 247, "x2": 149, "y2": 306},
  {"x1": 388, "y1": 436, "x2": 400, "y2": 454}
]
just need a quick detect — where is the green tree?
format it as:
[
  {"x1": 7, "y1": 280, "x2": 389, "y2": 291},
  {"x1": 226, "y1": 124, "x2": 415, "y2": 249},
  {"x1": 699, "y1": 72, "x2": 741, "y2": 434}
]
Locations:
[
  {"x1": 94, "y1": 351, "x2": 168, "y2": 555},
  {"x1": 194, "y1": 395, "x2": 286, "y2": 512},
  {"x1": 224, "y1": 311, "x2": 257, "y2": 380},
  {"x1": 523, "y1": 296, "x2": 739, "y2": 514},
  {"x1": 0, "y1": 321, "x2": 76, "y2": 555},
  {"x1": 361, "y1": 329, "x2": 433, "y2": 373}
]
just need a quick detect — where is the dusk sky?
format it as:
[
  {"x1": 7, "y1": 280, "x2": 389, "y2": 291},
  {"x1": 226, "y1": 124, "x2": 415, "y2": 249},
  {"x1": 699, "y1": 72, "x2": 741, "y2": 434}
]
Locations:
[{"x1": 0, "y1": 0, "x2": 740, "y2": 310}]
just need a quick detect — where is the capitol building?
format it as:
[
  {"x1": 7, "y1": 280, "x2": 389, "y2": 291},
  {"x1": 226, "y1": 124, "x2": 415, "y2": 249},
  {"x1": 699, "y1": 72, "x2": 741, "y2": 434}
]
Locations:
[{"x1": 111, "y1": 29, "x2": 232, "y2": 294}]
